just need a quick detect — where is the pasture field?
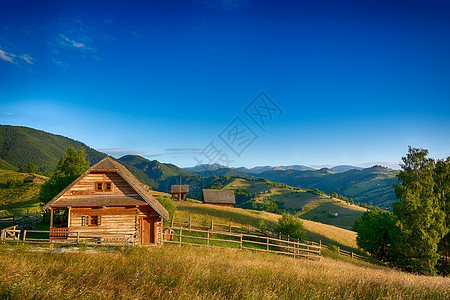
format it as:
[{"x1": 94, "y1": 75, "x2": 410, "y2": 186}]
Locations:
[{"x1": 0, "y1": 244, "x2": 447, "y2": 299}]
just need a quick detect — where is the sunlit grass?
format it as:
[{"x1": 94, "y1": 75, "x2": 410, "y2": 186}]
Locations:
[{"x1": 0, "y1": 244, "x2": 447, "y2": 299}]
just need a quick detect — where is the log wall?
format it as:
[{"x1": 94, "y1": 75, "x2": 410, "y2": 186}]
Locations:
[{"x1": 65, "y1": 172, "x2": 138, "y2": 196}]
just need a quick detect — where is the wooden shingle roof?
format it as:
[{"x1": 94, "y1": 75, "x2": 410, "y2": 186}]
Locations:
[
  {"x1": 42, "y1": 157, "x2": 169, "y2": 220},
  {"x1": 171, "y1": 185, "x2": 189, "y2": 193},
  {"x1": 201, "y1": 189, "x2": 235, "y2": 205}
]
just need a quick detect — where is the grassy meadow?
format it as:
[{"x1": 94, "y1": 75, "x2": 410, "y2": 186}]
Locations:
[
  {"x1": 0, "y1": 244, "x2": 448, "y2": 299},
  {"x1": 0, "y1": 170, "x2": 46, "y2": 217}
]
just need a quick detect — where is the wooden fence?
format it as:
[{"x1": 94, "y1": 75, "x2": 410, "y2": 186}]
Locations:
[
  {"x1": 321, "y1": 244, "x2": 371, "y2": 262},
  {"x1": 0, "y1": 213, "x2": 43, "y2": 229},
  {"x1": 0, "y1": 225, "x2": 134, "y2": 248},
  {"x1": 163, "y1": 226, "x2": 321, "y2": 260},
  {"x1": 170, "y1": 215, "x2": 372, "y2": 263}
]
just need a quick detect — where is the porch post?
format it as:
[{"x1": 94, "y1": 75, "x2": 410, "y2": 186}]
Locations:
[{"x1": 50, "y1": 208, "x2": 54, "y2": 228}]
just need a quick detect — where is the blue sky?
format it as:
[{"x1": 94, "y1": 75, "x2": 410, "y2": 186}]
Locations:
[{"x1": 1, "y1": 0, "x2": 449, "y2": 169}]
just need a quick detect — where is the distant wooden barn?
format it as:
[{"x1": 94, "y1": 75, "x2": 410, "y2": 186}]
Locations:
[
  {"x1": 171, "y1": 185, "x2": 189, "y2": 201},
  {"x1": 201, "y1": 189, "x2": 235, "y2": 207},
  {"x1": 23, "y1": 175, "x2": 42, "y2": 183},
  {"x1": 42, "y1": 157, "x2": 169, "y2": 245}
]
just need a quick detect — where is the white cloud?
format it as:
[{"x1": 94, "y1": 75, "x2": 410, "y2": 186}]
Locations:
[
  {"x1": 59, "y1": 34, "x2": 90, "y2": 49},
  {"x1": 0, "y1": 49, "x2": 16, "y2": 63},
  {"x1": 19, "y1": 54, "x2": 33, "y2": 64},
  {"x1": 0, "y1": 48, "x2": 33, "y2": 65}
]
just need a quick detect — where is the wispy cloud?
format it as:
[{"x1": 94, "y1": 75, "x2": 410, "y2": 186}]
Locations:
[
  {"x1": 0, "y1": 48, "x2": 33, "y2": 65},
  {"x1": 59, "y1": 34, "x2": 90, "y2": 49},
  {"x1": 166, "y1": 148, "x2": 203, "y2": 152},
  {"x1": 98, "y1": 148, "x2": 168, "y2": 158}
]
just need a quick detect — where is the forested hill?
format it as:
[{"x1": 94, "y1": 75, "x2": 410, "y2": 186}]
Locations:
[
  {"x1": 0, "y1": 125, "x2": 106, "y2": 172},
  {"x1": 259, "y1": 166, "x2": 399, "y2": 209}
]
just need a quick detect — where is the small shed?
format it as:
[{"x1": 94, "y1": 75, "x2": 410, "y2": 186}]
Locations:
[
  {"x1": 171, "y1": 185, "x2": 189, "y2": 201},
  {"x1": 201, "y1": 189, "x2": 235, "y2": 207},
  {"x1": 23, "y1": 176, "x2": 42, "y2": 183},
  {"x1": 42, "y1": 157, "x2": 169, "y2": 245}
]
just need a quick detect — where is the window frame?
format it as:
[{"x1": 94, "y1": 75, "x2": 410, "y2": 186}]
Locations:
[{"x1": 94, "y1": 181, "x2": 114, "y2": 192}]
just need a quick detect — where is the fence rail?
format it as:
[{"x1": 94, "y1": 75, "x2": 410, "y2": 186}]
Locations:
[
  {"x1": 1, "y1": 227, "x2": 134, "y2": 248},
  {"x1": 321, "y1": 244, "x2": 371, "y2": 262},
  {"x1": 163, "y1": 225, "x2": 321, "y2": 260},
  {"x1": 171, "y1": 215, "x2": 372, "y2": 263},
  {"x1": 0, "y1": 213, "x2": 43, "y2": 230}
]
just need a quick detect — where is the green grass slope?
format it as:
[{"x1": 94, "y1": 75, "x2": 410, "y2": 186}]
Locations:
[
  {"x1": 0, "y1": 125, "x2": 107, "y2": 172},
  {"x1": 0, "y1": 170, "x2": 46, "y2": 217}
]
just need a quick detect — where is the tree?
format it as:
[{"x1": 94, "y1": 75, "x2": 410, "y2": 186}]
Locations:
[
  {"x1": 26, "y1": 162, "x2": 38, "y2": 174},
  {"x1": 434, "y1": 157, "x2": 450, "y2": 271},
  {"x1": 275, "y1": 213, "x2": 306, "y2": 240},
  {"x1": 353, "y1": 210, "x2": 401, "y2": 262},
  {"x1": 393, "y1": 147, "x2": 448, "y2": 275},
  {"x1": 40, "y1": 146, "x2": 90, "y2": 202}
]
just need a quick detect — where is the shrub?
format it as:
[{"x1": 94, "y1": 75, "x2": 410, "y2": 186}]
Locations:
[
  {"x1": 155, "y1": 196, "x2": 177, "y2": 223},
  {"x1": 275, "y1": 213, "x2": 306, "y2": 240}
]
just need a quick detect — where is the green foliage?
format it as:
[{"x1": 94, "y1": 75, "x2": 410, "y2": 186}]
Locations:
[
  {"x1": 6, "y1": 178, "x2": 23, "y2": 188},
  {"x1": 275, "y1": 213, "x2": 306, "y2": 240},
  {"x1": 257, "y1": 219, "x2": 267, "y2": 232},
  {"x1": 393, "y1": 147, "x2": 448, "y2": 275},
  {"x1": 155, "y1": 195, "x2": 177, "y2": 223},
  {"x1": 353, "y1": 210, "x2": 401, "y2": 262},
  {"x1": 39, "y1": 146, "x2": 90, "y2": 202},
  {"x1": 26, "y1": 162, "x2": 38, "y2": 174}
]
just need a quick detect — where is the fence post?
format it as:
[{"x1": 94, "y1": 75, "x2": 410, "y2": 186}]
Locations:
[
  {"x1": 338, "y1": 246, "x2": 340, "y2": 255},
  {"x1": 211, "y1": 220, "x2": 214, "y2": 231},
  {"x1": 240, "y1": 234, "x2": 242, "y2": 250},
  {"x1": 229, "y1": 222, "x2": 231, "y2": 232},
  {"x1": 248, "y1": 224, "x2": 250, "y2": 234},
  {"x1": 77, "y1": 232, "x2": 80, "y2": 243},
  {"x1": 351, "y1": 252, "x2": 354, "y2": 259},
  {"x1": 23, "y1": 230, "x2": 27, "y2": 244},
  {"x1": 189, "y1": 217, "x2": 191, "y2": 229},
  {"x1": 179, "y1": 228, "x2": 182, "y2": 246},
  {"x1": 207, "y1": 232, "x2": 210, "y2": 246},
  {"x1": 266, "y1": 236, "x2": 269, "y2": 251},
  {"x1": 171, "y1": 217, "x2": 174, "y2": 228}
]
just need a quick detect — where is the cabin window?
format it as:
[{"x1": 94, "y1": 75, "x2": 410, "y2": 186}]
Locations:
[
  {"x1": 82, "y1": 215, "x2": 101, "y2": 226},
  {"x1": 94, "y1": 181, "x2": 113, "y2": 192}
]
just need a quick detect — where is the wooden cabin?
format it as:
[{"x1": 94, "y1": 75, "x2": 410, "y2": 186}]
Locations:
[
  {"x1": 201, "y1": 189, "x2": 235, "y2": 207},
  {"x1": 42, "y1": 157, "x2": 169, "y2": 245},
  {"x1": 171, "y1": 185, "x2": 189, "y2": 201},
  {"x1": 23, "y1": 175, "x2": 42, "y2": 183}
]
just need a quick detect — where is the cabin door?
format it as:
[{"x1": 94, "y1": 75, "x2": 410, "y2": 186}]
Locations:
[{"x1": 141, "y1": 216, "x2": 157, "y2": 244}]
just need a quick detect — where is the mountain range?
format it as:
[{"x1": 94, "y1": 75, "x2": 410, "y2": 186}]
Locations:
[{"x1": 0, "y1": 124, "x2": 399, "y2": 209}]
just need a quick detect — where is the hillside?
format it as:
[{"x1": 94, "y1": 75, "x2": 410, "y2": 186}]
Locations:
[
  {"x1": 222, "y1": 177, "x2": 366, "y2": 230},
  {"x1": 118, "y1": 155, "x2": 196, "y2": 191},
  {"x1": 0, "y1": 125, "x2": 106, "y2": 172},
  {"x1": 0, "y1": 170, "x2": 46, "y2": 217},
  {"x1": 259, "y1": 166, "x2": 398, "y2": 209}
]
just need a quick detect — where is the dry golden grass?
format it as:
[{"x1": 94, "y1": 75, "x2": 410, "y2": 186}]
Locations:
[
  {"x1": 175, "y1": 201, "x2": 360, "y2": 252},
  {"x1": 0, "y1": 244, "x2": 447, "y2": 299}
]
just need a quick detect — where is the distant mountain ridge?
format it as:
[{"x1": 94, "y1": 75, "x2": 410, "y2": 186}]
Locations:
[
  {"x1": 185, "y1": 164, "x2": 361, "y2": 174},
  {"x1": 0, "y1": 124, "x2": 398, "y2": 208}
]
